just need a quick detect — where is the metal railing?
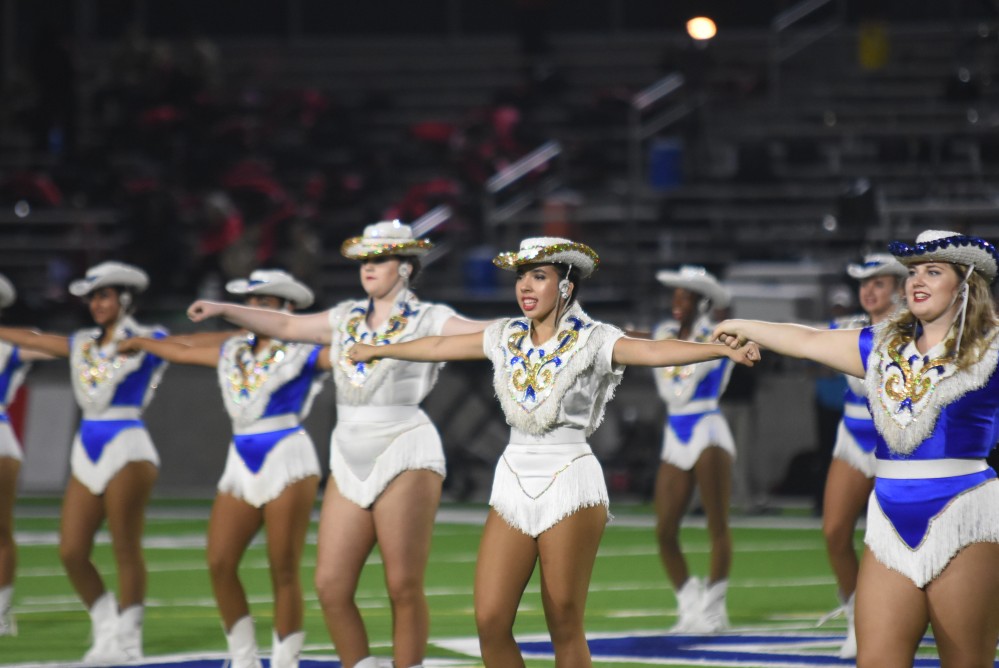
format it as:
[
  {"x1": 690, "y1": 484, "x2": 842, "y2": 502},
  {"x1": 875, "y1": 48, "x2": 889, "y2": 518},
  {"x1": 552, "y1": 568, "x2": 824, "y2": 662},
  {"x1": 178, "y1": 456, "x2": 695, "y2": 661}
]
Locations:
[
  {"x1": 769, "y1": 0, "x2": 847, "y2": 104},
  {"x1": 482, "y1": 140, "x2": 564, "y2": 244},
  {"x1": 411, "y1": 205, "x2": 452, "y2": 266}
]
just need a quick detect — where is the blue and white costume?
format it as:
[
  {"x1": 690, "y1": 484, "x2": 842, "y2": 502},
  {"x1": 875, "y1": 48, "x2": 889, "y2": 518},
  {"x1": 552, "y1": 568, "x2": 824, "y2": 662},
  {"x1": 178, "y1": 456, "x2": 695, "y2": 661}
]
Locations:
[
  {"x1": 483, "y1": 303, "x2": 624, "y2": 537},
  {"x1": 861, "y1": 325, "x2": 999, "y2": 587},
  {"x1": 831, "y1": 315, "x2": 877, "y2": 478},
  {"x1": 654, "y1": 316, "x2": 735, "y2": 471},
  {"x1": 0, "y1": 341, "x2": 30, "y2": 462},
  {"x1": 329, "y1": 294, "x2": 455, "y2": 508},
  {"x1": 68, "y1": 317, "x2": 168, "y2": 495},
  {"x1": 216, "y1": 334, "x2": 326, "y2": 508}
]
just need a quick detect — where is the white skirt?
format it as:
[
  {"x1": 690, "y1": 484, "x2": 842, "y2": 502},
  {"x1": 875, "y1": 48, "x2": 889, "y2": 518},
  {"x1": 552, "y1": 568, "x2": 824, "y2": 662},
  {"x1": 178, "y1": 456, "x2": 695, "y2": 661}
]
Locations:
[
  {"x1": 329, "y1": 406, "x2": 446, "y2": 509},
  {"x1": 0, "y1": 420, "x2": 23, "y2": 461},
  {"x1": 489, "y1": 428, "x2": 609, "y2": 538},
  {"x1": 831, "y1": 419, "x2": 876, "y2": 478},
  {"x1": 660, "y1": 412, "x2": 736, "y2": 471},
  {"x1": 70, "y1": 425, "x2": 159, "y2": 495},
  {"x1": 217, "y1": 429, "x2": 321, "y2": 508}
]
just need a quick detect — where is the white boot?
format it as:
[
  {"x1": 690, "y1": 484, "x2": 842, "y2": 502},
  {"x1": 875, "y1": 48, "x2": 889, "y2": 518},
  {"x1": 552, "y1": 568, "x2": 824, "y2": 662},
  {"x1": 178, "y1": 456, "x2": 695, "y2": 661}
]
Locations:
[
  {"x1": 271, "y1": 628, "x2": 305, "y2": 668},
  {"x1": 83, "y1": 592, "x2": 127, "y2": 663},
  {"x1": 352, "y1": 658, "x2": 380, "y2": 668},
  {"x1": 117, "y1": 604, "x2": 144, "y2": 660},
  {"x1": 838, "y1": 592, "x2": 857, "y2": 659},
  {"x1": 701, "y1": 579, "x2": 730, "y2": 632},
  {"x1": 225, "y1": 616, "x2": 263, "y2": 668},
  {"x1": 0, "y1": 585, "x2": 16, "y2": 637},
  {"x1": 669, "y1": 576, "x2": 707, "y2": 632}
]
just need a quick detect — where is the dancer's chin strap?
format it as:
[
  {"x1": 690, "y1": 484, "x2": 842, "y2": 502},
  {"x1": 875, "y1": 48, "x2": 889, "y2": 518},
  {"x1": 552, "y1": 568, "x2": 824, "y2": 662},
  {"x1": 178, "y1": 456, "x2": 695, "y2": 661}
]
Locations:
[{"x1": 953, "y1": 264, "x2": 975, "y2": 355}]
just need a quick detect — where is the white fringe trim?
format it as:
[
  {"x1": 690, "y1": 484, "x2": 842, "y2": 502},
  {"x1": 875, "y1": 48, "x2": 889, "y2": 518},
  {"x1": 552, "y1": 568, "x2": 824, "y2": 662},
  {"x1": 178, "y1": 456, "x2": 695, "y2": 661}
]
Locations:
[
  {"x1": 866, "y1": 328, "x2": 999, "y2": 455},
  {"x1": 489, "y1": 306, "x2": 624, "y2": 436},
  {"x1": 831, "y1": 420, "x2": 876, "y2": 478},
  {"x1": 864, "y1": 478, "x2": 999, "y2": 587},
  {"x1": 218, "y1": 339, "x2": 319, "y2": 426},
  {"x1": 488, "y1": 451, "x2": 609, "y2": 538},
  {"x1": 216, "y1": 431, "x2": 321, "y2": 508}
]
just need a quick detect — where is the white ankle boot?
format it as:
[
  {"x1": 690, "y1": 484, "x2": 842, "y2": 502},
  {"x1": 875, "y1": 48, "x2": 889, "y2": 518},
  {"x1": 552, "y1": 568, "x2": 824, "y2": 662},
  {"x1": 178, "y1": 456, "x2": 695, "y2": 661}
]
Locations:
[
  {"x1": 225, "y1": 616, "x2": 263, "y2": 668},
  {"x1": 83, "y1": 592, "x2": 127, "y2": 663},
  {"x1": 701, "y1": 579, "x2": 730, "y2": 632},
  {"x1": 117, "y1": 604, "x2": 144, "y2": 660},
  {"x1": 271, "y1": 628, "x2": 305, "y2": 668},
  {"x1": 838, "y1": 592, "x2": 857, "y2": 659},
  {"x1": 669, "y1": 576, "x2": 706, "y2": 632},
  {"x1": 0, "y1": 585, "x2": 16, "y2": 637},
  {"x1": 352, "y1": 657, "x2": 380, "y2": 668}
]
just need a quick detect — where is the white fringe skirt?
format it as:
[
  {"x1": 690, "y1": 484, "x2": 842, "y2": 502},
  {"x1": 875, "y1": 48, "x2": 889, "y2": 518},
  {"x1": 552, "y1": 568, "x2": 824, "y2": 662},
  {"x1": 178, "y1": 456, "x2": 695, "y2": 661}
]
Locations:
[
  {"x1": 0, "y1": 418, "x2": 23, "y2": 461},
  {"x1": 660, "y1": 411, "x2": 735, "y2": 471},
  {"x1": 831, "y1": 409, "x2": 877, "y2": 478},
  {"x1": 865, "y1": 462, "x2": 999, "y2": 588},
  {"x1": 490, "y1": 427, "x2": 609, "y2": 538},
  {"x1": 217, "y1": 428, "x2": 321, "y2": 508}
]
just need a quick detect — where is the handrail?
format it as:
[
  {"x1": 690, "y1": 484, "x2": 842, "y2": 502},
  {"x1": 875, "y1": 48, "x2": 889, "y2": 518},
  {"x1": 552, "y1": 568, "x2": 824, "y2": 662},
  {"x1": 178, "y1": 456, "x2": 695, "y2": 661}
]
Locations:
[
  {"x1": 769, "y1": 0, "x2": 846, "y2": 104},
  {"x1": 631, "y1": 74, "x2": 685, "y2": 112},
  {"x1": 485, "y1": 141, "x2": 562, "y2": 194},
  {"x1": 772, "y1": 0, "x2": 837, "y2": 35},
  {"x1": 411, "y1": 205, "x2": 452, "y2": 237}
]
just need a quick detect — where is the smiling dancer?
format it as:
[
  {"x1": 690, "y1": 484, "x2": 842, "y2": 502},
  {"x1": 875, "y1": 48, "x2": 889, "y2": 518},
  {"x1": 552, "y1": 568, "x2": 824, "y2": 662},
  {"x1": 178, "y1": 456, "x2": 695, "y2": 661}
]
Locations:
[
  {"x1": 0, "y1": 262, "x2": 166, "y2": 662},
  {"x1": 347, "y1": 237, "x2": 760, "y2": 667},
  {"x1": 187, "y1": 221, "x2": 492, "y2": 668},
  {"x1": 714, "y1": 230, "x2": 999, "y2": 666}
]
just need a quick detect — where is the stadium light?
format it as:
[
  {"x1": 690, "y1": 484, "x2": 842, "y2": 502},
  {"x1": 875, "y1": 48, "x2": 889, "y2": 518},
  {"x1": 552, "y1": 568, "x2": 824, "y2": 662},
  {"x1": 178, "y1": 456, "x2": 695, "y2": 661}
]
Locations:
[{"x1": 686, "y1": 17, "x2": 717, "y2": 41}]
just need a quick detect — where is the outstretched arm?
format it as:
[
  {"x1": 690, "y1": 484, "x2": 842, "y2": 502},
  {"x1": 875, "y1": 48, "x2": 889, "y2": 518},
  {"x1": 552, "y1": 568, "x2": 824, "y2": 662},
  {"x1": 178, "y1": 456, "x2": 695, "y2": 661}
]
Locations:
[
  {"x1": 440, "y1": 314, "x2": 499, "y2": 336},
  {"x1": 118, "y1": 337, "x2": 218, "y2": 367},
  {"x1": 167, "y1": 330, "x2": 238, "y2": 347},
  {"x1": 0, "y1": 326, "x2": 70, "y2": 358},
  {"x1": 713, "y1": 319, "x2": 864, "y2": 378},
  {"x1": 347, "y1": 331, "x2": 487, "y2": 364},
  {"x1": 187, "y1": 300, "x2": 332, "y2": 345},
  {"x1": 612, "y1": 335, "x2": 760, "y2": 368}
]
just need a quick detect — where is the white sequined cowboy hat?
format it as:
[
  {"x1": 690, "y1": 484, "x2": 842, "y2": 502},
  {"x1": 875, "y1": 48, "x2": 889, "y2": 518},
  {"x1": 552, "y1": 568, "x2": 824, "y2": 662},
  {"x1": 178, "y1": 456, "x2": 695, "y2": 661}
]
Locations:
[
  {"x1": 0, "y1": 273, "x2": 15, "y2": 309},
  {"x1": 492, "y1": 237, "x2": 599, "y2": 279},
  {"x1": 655, "y1": 265, "x2": 730, "y2": 308},
  {"x1": 340, "y1": 220, "x2": 433, "y2": 260},
  {"x1": 846, "y1": 253, "x2": 909, "y2": 280},
  {"x1": 226, "y1": 269, "x2": 314, "y2": 309},
  {"x1": 68, "y1": 261, "x2": 149, "y2": 297},
  {"x1": 889, "y1": 229, "x2": 999, "y2": 283}
]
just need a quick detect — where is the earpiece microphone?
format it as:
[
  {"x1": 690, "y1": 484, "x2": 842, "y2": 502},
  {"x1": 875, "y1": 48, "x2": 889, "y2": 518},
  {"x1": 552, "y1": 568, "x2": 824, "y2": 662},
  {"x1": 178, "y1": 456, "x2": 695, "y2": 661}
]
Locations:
[
  {"x1": 119, "y1": 292, "x2": 133, "y2": 309},
  {"x1": 558, "y1": 279, "x2": 570, "y2": 299},
  {"x1": 398, "y1": 264, "x2": 412, "y2": 279}
]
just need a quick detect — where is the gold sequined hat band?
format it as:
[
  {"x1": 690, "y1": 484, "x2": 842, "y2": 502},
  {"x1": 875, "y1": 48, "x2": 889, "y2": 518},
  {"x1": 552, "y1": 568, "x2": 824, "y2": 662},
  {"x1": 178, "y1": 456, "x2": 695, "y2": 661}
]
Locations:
[{"x1": 492, "y1": 237, "x2": 599, "y2": 279}]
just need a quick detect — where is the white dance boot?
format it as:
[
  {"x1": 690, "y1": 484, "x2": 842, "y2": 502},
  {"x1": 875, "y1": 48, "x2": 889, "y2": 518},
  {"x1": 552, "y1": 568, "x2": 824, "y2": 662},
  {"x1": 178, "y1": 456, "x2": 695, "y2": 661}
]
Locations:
[
  {"x1": 83, "y1": 592, "x2": 127, "y2": 663},
  {"x1": 117, "y1": 604, "x2": 144, "y2": 660},
  {"x1": 271, "y1": 628, "x2": 305, "y2": 668},
  {"x1": 352, "y1": 657, "x2": 380, "y2": 668},
  {"x1": 838, "y1": 592, "x2": 857, "y2": 659},
  {"x1": 225, "y1": 616, "x2": 263, "y2": 668},
  {"x1": 701, "y1": 579, "x2": 730, "y2": 632},
  {"x1": 0, "y1": 585, "x2": 15, "y2": 636},
  {"x1": 669, "y1": 576, "x2": 707, "y2": 632}
]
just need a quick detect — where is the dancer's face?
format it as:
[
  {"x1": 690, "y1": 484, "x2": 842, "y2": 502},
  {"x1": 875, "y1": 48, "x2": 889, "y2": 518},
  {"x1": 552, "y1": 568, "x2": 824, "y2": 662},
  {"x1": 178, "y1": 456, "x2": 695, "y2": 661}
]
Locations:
[
  {"x1": 359, "y1": 256, "x2": 405, "y2": 300},
  {"x1": 671, "y1": 288, "x2": 699, "y2": 324},
  {"x1": 246, "y1": 295, "x2": 288, "y2": 311},
  {"x1": 516, "y1": 263, "x2": 561, "y2": 321},
  {"x1": 87, "y1": 287, "x2": 125, "y2": 327},
  {"x1": 859, "y1": 275, "x2": 899, "y2": 320},
  {"x1": 905, "y1": 262, "x2": 963, "y2": 323}
]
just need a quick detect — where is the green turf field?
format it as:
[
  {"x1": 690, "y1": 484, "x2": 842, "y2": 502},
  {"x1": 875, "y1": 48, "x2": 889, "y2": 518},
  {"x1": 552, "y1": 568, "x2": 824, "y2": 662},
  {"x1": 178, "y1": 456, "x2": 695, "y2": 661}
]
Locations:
[{"x1": 3, "y1": 498, "x2": 992, "y2": 667}]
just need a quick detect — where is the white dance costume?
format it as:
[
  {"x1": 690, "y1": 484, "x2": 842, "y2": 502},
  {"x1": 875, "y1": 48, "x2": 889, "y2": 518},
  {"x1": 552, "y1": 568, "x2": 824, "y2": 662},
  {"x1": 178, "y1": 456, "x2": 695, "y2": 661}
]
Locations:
[
  {"x1": 215, "y1": 334, "x2": 326, "y2": 508},
  {"x1": 68, "y1": 317, "x2": 168, "y2": 494},
  {"x1": 861, "y1": 325, "x2": 999, "y2": 587},
  {"x1": 654, "y1": 316, "x2": 735, "y2": 471},
  {"x1": 0, "y1": 342, "x2": 30, "y2": 461},
  {"x1": 831, "y1": 315, "x2": 877, "y2": 477},
  {"x1": 484, "y1": 303, "x2": 624, "y2": 537},
  {"x1": 329, "y1": 295, "x2": 455, "y2": 508}
]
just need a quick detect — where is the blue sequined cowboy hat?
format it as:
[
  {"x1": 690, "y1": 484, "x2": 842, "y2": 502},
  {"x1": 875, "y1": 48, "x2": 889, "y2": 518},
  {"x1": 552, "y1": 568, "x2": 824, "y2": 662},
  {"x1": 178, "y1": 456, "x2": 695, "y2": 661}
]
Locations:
[
  {"x1": 889, "y1": 229, "x2": 999, "y2": 283},
  {"x1": 226, "y1": 269, "x2": 314, "y2": 309},
  {"x1": 341, "y1": 220, "x2": 433, "y2": 260},
  {"x1": 492, "y1": 237, "x2": 599, "y2": 279},
  {"x1": 846, "y1": 253, "x2": 909, "y2": 280},
  {"x1": 0, "y1": 273, "x2": 15, "y2": 309},
  {"x1": 655, "y1": 265, "x2": 730, "y2": 308},
  {"x1": 68, "y1": 261, "x2": 149, "y2": 297}
]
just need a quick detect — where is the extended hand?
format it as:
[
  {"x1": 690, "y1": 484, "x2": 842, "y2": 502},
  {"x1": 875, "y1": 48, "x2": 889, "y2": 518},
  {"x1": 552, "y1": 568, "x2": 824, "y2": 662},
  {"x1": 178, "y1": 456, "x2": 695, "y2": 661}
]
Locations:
[
  {"x1": 713, "y1": 319, "x2": 749, "y2": 349},
  {"x1": 346, "y1": 343, "x2": 378, "y2": 364},
  {"x1": 187, "y1": 300, "x2": 224, "y2": 323},
  {"x1": 730, "y1": 341, "x2": 761, "y2": 367}
]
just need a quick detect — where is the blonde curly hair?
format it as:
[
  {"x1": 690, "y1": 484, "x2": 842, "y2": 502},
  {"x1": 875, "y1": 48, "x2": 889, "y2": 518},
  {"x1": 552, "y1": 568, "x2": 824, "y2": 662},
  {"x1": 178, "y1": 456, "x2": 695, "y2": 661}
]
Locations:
[{"x1": 881, "y1": 263, "x2": 999, "y2": 368}]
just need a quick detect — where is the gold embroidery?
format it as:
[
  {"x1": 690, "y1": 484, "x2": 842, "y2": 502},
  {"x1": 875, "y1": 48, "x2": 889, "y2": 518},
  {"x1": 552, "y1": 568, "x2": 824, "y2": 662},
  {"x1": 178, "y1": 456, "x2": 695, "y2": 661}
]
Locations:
[
  {"x1": 76, "y1": 340, "x2": 129, "y2": 390},
  {"x1": 506, "y1": 324, "x2": 580, "y2": 399},
  {"x1": 228, "y1": 340, "x2": 287, "y2": 401},
  {"x1": 882, "y1": 335, "x2": 954, "y2": 405}
]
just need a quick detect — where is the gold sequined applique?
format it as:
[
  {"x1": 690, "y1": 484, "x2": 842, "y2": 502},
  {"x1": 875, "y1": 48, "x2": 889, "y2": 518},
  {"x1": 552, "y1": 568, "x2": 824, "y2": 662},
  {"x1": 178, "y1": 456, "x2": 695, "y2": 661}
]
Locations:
[
  {"x1": 340, "y1": 301, "x2": 416, "y2": 385},
  {"x1": 227, "y1": 340, "x2": 287, "y2": 402},
  {"x1": 505, "y1": 317, "x2": 584, "y2": 405},
  {"x1": 76, "y1": 340, "x2": 130, "y2": 392}
]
